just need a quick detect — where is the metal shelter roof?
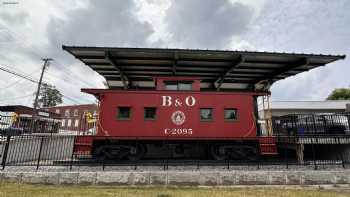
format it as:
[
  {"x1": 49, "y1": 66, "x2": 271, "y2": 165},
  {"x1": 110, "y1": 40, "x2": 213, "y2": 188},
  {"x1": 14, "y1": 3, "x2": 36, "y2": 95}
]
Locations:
[{"x1": 62, "y1": 45, "x2": 345, "y2": 91}]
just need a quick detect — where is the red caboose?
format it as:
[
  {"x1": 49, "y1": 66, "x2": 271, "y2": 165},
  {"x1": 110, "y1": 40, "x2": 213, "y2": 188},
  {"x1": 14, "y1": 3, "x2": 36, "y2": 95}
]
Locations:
[{"x1": 63, "y1": 46, "x2": 344, "y2": 160}]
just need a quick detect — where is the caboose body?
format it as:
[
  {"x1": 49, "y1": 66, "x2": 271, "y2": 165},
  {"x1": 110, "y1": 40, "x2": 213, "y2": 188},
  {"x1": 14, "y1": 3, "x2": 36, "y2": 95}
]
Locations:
[
  {"x1": 76, "y1": 78, "x2": 275, "y2": 160},
  {"x1": 85, "y1": 78, "x2": 263, "y2": 139}
]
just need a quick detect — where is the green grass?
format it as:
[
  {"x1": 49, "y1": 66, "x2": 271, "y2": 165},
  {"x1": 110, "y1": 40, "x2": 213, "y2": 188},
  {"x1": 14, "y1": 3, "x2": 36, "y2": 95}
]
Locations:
[{"x1": 0, "y1": 182, "x2": 349, "y2": 197}]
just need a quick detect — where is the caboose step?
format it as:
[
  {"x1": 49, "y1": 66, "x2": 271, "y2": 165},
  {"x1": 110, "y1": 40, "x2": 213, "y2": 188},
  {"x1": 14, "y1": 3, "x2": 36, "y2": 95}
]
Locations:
[
  {"x1": 258, "y1": 136, "x2": 278, "y2": 155},
  {"x1": 259, "y1": 144, "x2": 278, "y2": 155}
]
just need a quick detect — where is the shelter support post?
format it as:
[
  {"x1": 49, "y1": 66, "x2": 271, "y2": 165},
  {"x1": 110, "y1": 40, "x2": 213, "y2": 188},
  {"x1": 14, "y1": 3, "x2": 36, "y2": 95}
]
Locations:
[
  {"x1": 105, "y1": 51, "x2": 129, "y2": 89},
  {"x1": 296, "y1": 144, "x2": 304, "y2": 163},
  {"x1": 172, "y1": 52, "x2": 178, "y2": 75},
  {"x1": 253, "y1": 96, "x2": 261, "y2": 136},
  {"x1": 215, "y1": 55, "x2": 245, "y2": 90}
]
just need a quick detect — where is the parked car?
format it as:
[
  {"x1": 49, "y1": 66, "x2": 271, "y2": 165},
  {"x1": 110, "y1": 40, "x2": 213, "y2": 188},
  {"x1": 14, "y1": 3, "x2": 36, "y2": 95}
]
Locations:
[{"x1": 274, "y1": 114, "x2": 350, "y2": 136}]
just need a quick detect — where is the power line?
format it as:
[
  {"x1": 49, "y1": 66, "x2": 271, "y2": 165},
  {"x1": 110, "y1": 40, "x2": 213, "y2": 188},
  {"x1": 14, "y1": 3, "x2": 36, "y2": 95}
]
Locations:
[
  {"x1": 0, "y1": 63, "x2": 87, "y2": 105},
  {"x1": 0, "y1": 93, "x2": 33, "y2": 103},
  {"x1": 0, "y1": 23, "x2": 96, "y2": 104},
  {"x1": 50, "y1": 61, "x2": 97, "y2": 87},
  {"x1": 0, "y1": 23, "x2": 97, "y2": 106},
  {"x1": 0, "y1": 67, "x2": 42, "y2": 90},
  {"x1": 43, "y1": 73, "x2": 95, "y2": 103},
  {"x1": 0, "y1": 22, "x2": 99, "y2": 90},
  {"x1": 62, "y1": 95, "x2": 84, "y2": 104},
  {"x1": 0, "y1": 65, "x2": 39, "y2": 84},
  {"x1": 0, "y1": 22, "x2": 44, "y2": 59}
]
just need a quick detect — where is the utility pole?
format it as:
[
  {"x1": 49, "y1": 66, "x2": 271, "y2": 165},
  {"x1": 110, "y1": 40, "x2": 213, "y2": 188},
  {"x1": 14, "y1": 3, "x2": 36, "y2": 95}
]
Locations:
[{"x1": 31, "y1": 58, "x2": 53, "y2": 133}]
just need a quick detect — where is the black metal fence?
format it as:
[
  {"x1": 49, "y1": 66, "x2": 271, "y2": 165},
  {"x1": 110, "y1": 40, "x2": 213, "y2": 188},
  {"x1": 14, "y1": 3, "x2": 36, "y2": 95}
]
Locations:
[
  {"x1": 1, "y1": 135, "x2": 350, "y2": 170},
  {"x1": 1, "y1": 113, "x2": 350, "y2": 170},
  {"x1": 272, "y1": 113, "x2": 350, "y2": 136}
]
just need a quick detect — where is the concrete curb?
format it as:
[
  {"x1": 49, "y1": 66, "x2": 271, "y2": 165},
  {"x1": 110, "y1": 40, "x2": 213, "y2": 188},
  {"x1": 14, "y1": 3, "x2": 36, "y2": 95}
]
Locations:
[{"x1": 1, "y1": 170, "x2": 350, "y2": 186}]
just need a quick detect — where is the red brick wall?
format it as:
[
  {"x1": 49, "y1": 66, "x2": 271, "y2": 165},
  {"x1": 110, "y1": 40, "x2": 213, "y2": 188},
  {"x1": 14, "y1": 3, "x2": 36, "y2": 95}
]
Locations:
[{"x1": 46, "y1": 104, "x2": 98, "y2": 132}]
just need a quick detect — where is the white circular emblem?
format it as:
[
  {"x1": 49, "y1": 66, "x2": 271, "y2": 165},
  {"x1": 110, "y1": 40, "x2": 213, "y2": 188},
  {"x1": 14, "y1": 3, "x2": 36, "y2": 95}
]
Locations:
[{"x1": 171, "y1": 110, "x2": 186, "y2": 125}]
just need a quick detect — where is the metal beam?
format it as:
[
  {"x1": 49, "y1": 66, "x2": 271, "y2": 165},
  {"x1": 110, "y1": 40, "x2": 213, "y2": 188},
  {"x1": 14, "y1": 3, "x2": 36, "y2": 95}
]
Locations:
[
  {"x1": 215, "y1": 55, "x2": 245, "y2": 90},
  {"x1": 105, "y1": 51, "x2": 129, "y2": 89},
  {"x1": 172, "y1": 52, "x2": 178, "y2": 75},
  {"x1": 254, "y1": 57, "x2": 309, "y2": 84}
]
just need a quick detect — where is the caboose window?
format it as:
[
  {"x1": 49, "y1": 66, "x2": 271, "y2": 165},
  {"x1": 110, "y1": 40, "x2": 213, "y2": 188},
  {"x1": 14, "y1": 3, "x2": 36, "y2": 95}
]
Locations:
[
  {"x1": 224, "y1": 108, "x2": 237, "y2": 120},
  {"x1": 178, "y1": 82, "x2": 192, "y2": 90},
  {"x1": 200, "y1": 108, "x2": 213, "y2": 121},
  {"x1": 117, "y1": 107, "x2": 131, "y2": 120},
  {"x1": 165, "y1": 81, "x2": 192, "y2": 91},
  {"x1": 144, "y1": 107, "x2": 156, "y2": 120},
  {"x1": 165, "y1": 82, "x2": 177, "y2": 90}
]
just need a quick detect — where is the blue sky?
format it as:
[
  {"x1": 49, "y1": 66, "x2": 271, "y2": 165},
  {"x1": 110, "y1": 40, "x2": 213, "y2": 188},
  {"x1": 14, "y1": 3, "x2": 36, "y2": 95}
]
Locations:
[{"x1": 0, "y1": 0, "x2": 349, "y2": 106}]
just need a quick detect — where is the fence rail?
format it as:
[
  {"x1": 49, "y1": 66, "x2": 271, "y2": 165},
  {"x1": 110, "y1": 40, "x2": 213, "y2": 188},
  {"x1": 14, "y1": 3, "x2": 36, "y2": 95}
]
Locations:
[{"x1": 1, "y1": 135, "x2": 350, "y2": 170}]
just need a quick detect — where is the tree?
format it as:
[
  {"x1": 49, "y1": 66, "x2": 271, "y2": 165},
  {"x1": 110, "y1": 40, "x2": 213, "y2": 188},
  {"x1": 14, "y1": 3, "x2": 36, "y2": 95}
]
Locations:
[
  {"x1": 326, "y1": 88, "x2": 350, "y2": 100},
  {"x1": 34, "y1": 83, "x2": 63, "y2": 108}
]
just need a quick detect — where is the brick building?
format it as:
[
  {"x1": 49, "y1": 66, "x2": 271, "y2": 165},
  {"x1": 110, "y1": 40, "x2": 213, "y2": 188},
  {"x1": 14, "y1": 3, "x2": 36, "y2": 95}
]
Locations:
[{"x1": 46, "y1": 104, "x2": 98, "y2": 133}]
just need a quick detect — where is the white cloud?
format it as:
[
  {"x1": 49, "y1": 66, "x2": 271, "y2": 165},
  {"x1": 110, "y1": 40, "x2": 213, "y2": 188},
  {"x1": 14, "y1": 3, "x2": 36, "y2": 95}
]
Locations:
[{"x1": 0, "y1": 0, "x2": 349, "y2": 107}]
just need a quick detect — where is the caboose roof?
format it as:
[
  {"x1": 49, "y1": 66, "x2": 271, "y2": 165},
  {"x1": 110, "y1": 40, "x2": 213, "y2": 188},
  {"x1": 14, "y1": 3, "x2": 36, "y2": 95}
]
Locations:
[{"x1": 62, "y1": 45, "x2": 345, "y2": 91}]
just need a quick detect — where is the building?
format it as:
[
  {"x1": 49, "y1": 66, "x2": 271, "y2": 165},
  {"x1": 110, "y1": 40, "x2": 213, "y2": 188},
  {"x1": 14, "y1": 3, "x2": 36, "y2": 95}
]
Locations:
[
  {"x1": 46, "y1": 104, "x2": 98, "y2": 133},
  {"x1": 257, "y1": 100, "x2": 350, "y2": 136},
  {"x1": 259, "y1": 100, "x2": 350, "y2": 118},
  {"x1": 0, "y1": 105, "x2": 61, "y2": 134}
]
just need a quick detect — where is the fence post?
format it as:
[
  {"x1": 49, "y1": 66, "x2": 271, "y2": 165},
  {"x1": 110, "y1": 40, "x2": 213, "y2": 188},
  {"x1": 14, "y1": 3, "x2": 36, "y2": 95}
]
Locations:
[
  {"x1": 256, "y1": 139, "x2": 260, "y2": 170},
  {"x1": 226, "y1": 139, "x2": 230, "y2": 170},
  {"x1": 1, "y1": 136, "x2": 11, "y2": 170},
  {"x1": 69, "y1": 136, "x2": 76, "y2": 170},
  {"x1": 285, "y1": 136, "x2": 288, "y2": 169},
  {"x1": 164, "y1": 139, "x2": 169, "y2": 171},
  {"x1": 36, "y1": 136, "x2": 44, "y2": 170},
  {"x1": 340, "y1": 139, "x2": 345, "y2": 169},
  {"x1": 134, "y1": 138, "x2": 138, "y2": 170},
  {"x1": 196, "y1": 138, "x2": 200, "y2": 170},
  {"x1": 347, "y1": 114, "x2": 350, "y2": 134},
  {"x1": 310, "y1": 137, "x2": 317, "y2": 170},
  {"x1": 102, "y1": 156, "x2": 105, "y2": 171}
]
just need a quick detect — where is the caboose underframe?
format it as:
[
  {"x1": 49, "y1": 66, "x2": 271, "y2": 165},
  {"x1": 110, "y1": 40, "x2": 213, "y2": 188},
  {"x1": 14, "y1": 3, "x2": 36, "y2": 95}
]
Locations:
[{"x1": 77, "y1": 137, "x2": 266, "y2": 161}]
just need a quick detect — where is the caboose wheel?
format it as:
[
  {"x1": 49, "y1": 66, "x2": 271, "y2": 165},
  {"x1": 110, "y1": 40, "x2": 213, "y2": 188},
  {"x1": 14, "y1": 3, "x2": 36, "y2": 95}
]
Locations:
[
  {"x1": 243, "y1": 146, "x2": 258, "y2": 161},
  {"x1": 93, "y1": 144, "x2": 144, "y2": 160},
  {"x1": 126, "y1": 144, "x2": 147, "y2": 161},
  {"x1": 210, "y1": 144, "x2": 257, "y2": 160},
  {"x1": 209, "y1": 144, "x2": 227, "y2": 160},
  {"x1": 93, "y1": 145, "x2": 116, "y2": 160}
]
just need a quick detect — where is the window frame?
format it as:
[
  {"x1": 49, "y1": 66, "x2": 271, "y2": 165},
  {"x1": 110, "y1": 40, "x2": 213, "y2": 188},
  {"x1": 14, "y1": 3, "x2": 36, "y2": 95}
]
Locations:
[
  {"x1": 74, "y1": 119, "x2": 79, "y2": 127},
  {"x1": 200, "y1": 108, "x2": 213, "y2": 121},
  {"x1": 64, "y1": 109, "x2": 70, "y2": 117},
  {"x1": 73, "y1": 109, "x2": 79, "y2": 117},
  {"x1": 164, "y1": 81, "x2": 193, "y2": 91},
  {"x1": 144, "y1": 107, "x2": 157, "y2": 120},
  {"x1": 224, "y1": 108, "x2": 238, "y2": 121},
  {"x1": 117, "y1": 106, "x2": 132, "y2": 120}
]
